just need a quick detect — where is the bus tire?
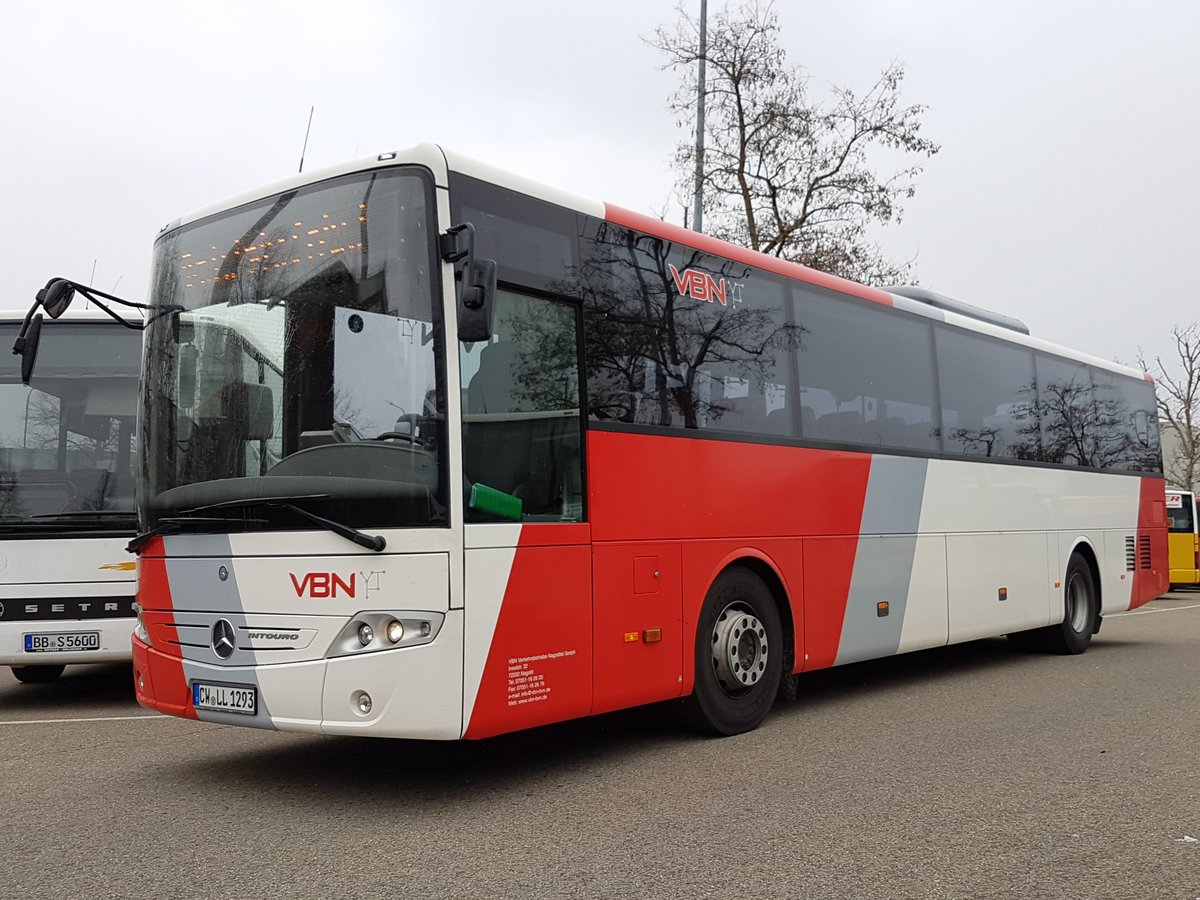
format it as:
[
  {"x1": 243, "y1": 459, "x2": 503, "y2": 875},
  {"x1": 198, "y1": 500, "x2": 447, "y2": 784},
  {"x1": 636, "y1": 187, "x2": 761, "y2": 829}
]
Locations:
[
  {"x1": 12, "y1": 665, "x2": 65, "y2": 684},
  {"x1": 1051, "y1": 553, "x2": 1099, "y2": 654},
  {"x1": 684, "y1": 567, "x2": 783, "y2": 736},
  {"x1": 1007, "y1": 553, "x2": 1097, "y2": 654}
]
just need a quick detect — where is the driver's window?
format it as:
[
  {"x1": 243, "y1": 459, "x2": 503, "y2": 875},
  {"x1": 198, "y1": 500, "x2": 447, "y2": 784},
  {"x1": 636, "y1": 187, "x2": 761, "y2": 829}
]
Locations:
[{"x1": 460, "y1": 290, "x2": 583, "y2": 522}]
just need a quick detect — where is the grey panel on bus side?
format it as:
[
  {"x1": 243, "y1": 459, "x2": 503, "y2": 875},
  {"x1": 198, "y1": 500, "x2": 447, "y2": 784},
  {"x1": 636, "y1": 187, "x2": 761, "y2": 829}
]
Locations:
[{"x1": 834, "y1": 455, "x2": 929, "y2": 667}]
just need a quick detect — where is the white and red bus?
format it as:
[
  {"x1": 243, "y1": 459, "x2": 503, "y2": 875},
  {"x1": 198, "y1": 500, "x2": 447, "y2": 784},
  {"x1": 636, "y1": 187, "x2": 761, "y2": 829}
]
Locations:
[
  {"x1": 29, "y1": 145, "x2": 1166, "y2": 735},
  {"x1": 0, "y1": 310, "x2": 139, "y2": 683}
]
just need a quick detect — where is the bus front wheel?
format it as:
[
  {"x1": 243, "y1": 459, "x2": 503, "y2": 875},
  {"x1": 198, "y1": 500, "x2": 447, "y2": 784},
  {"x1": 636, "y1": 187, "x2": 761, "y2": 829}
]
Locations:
[
  {"x1": 684, "y1": 567, "x2": 784, "y2": 736},
  {"x1": 12, "y1": 665, "x2": 65, "y2": 684}
]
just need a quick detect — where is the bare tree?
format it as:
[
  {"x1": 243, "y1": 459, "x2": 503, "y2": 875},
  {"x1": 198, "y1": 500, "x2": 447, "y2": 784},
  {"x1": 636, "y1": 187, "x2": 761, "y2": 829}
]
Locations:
[
  {"x1": 1140, "y1": 323, "x2": 1200, "y2": 490},
  {"x1": 652, "y1": 0, "x2": 939, "y2": 285}
]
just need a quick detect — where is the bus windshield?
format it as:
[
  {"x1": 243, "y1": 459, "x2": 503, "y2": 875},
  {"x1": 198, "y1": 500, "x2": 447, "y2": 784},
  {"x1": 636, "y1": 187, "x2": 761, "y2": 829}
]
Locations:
[
  {"x1": 139, "y1": 169, "x2": 446, "y2": 533},
  {"x1": 0, "y1": 322, "x2": 139, "y2": 529}
]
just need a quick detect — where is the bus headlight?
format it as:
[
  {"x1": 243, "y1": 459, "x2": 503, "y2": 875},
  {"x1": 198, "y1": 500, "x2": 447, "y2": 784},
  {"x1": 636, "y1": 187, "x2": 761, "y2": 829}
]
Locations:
[
  {"x1": 326, "y1": 612, "x2": 444, "y2": 658},
  {"x1": 133, "y1": 603, "x2": 150, "y2": 646}
]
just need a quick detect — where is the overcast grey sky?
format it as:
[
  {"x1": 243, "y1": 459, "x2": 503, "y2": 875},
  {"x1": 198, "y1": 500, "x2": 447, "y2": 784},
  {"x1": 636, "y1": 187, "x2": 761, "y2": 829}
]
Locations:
[{"x1": 2, "y1": 0, "x2": 1194, "y2": 372}]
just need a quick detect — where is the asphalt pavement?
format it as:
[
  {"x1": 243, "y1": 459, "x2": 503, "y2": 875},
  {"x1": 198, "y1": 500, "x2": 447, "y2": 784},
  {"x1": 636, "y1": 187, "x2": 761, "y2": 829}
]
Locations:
[{"x1": 2, "y1": 591, "x2": 1199, "y2": 899}]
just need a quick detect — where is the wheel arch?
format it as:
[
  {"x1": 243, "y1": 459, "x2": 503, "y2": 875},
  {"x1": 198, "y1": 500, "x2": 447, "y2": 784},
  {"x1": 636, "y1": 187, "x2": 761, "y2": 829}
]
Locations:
[{"x1": 700, "y1": 550, "x2": 797, "y2": 678}]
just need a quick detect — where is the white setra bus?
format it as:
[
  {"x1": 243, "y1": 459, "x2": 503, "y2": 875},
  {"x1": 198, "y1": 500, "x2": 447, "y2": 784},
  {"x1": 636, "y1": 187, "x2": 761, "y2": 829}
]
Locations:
[
  {"x1": 0, "y1": 309, "x2": 140, "y2": 682},
  {"x1": 19, "y1": 145, "x2": 1168, "y2": 735}
]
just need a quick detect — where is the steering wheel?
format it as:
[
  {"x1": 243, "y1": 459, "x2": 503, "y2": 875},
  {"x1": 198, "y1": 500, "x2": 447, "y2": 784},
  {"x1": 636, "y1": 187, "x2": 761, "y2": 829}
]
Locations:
[{"x1": 372, "y1": 431, "x2": 418, "y2": 444}]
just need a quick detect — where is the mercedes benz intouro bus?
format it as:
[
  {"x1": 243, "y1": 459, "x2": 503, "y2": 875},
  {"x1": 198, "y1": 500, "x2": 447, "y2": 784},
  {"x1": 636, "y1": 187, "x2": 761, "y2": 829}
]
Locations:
[{"x1": 20, "y1": 145, "x2": 1168, "y2": 735}]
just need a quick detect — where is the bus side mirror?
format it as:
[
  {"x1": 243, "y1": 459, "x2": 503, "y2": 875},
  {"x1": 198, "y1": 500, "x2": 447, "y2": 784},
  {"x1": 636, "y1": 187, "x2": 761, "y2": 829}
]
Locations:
[
  {"x1": 458, "y1": 258, "x2": 497, "y2": 343},
  {"x1": 441, "y1": 223, "x2": 497, "y2": 343},
  {"x1": 11, "y1": 277, "x2": 76, "y2": 382},
  {"x1": 40, "y1": 279, "x2": 76, "y2": 319},
  {"x1": 19, "y1": 313, "x2": 43, "y2": 386}
]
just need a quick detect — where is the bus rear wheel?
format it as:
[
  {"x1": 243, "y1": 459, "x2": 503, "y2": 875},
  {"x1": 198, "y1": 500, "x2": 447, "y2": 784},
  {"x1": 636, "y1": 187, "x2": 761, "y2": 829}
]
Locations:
[
  {"x1": 1008, "y1": 553, "x2": 1097, "y2": 654},
  {"x1": 12, "y1": 665, "x2": 65, "y2": 684},
  {"x1": 684, "y1": 567, "x2": 784, "y2": 736}
]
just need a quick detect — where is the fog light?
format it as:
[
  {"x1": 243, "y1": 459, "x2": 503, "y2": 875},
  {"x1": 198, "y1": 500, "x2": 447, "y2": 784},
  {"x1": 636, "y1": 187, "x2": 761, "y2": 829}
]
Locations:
[
  {"x1": 357, "y1": 623, "x2": 374, "y2": 646},
  {"x1": 355, "y1": 691, "x2": 372, "y2": 715},
  {"x1": 386, "y1": 620, "x2": 404, "y2": 643}
]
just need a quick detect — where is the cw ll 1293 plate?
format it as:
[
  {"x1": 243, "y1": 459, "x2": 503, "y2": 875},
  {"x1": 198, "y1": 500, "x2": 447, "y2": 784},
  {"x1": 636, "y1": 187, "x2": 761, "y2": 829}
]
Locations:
[
  {"x1": 192, "y1": 681, "x2": 257, "y2": 715},
  {"x1": 24, "y1": 631, "x2": 100, "y2": 653}
]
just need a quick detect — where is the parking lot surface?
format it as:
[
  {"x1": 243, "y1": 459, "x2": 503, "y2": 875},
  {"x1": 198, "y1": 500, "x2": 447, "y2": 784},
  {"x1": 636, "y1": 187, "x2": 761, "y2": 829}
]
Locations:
[{"x1": 3, "y1": 592, "x2": 1199, "y2": 899}]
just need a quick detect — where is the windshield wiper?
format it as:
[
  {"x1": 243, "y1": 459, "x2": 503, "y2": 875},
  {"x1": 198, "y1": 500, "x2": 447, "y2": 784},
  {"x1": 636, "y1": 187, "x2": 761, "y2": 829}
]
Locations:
[
  {"x1": 126, "y1": 515, "x2": 270, "y2": 553},
  {"x1": 181, "y1": 495, "x2": 387, "y2": 552}
]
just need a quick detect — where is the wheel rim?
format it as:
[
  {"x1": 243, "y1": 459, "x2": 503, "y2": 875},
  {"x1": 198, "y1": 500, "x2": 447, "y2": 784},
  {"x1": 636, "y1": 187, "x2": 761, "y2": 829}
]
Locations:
[
  {"x1": 1066, "y1": 571, "x2": 1091, "y2": 633},
  {"x1": 710, "y1": 602, "x2": 769, "y2": 696}
]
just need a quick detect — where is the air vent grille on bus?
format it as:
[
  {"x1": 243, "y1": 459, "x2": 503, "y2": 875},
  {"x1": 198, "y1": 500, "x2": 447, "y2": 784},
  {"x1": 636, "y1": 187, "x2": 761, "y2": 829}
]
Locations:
[
  {"x1": 1125, "y1": 536, "x2": 1136, "y2": 572},
  {"x1": 1139, "y1": 535, "x2": 1153, "y2": 570}
]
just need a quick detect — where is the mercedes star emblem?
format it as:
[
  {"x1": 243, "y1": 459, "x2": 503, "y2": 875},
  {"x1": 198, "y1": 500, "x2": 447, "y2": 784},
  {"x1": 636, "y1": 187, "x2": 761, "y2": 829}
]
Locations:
[{"x1": 211, "y1": 618, "x2": 236, "y2": 659}]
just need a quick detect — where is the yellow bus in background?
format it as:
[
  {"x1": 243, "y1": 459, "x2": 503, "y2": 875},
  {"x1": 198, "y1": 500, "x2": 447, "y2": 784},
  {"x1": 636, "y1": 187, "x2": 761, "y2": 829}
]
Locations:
[{"x1": 1167, "y1": 488, "x2": 1199, "y2": 589}]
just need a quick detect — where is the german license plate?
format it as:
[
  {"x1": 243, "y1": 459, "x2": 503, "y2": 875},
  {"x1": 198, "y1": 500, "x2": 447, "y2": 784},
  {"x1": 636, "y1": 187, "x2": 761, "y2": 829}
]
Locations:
[
  {"x1": 24, "y1": 631, "x2": 100, "y2": 653},
  {"x1": 193, "y1": 681, "x2": 257, "y2": 715}
]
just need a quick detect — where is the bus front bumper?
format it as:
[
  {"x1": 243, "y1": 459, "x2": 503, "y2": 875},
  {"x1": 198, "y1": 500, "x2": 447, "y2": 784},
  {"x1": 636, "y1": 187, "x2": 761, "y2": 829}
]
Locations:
[{"x1": 132, "y1": 609, "x2": 464, "y2": 739}]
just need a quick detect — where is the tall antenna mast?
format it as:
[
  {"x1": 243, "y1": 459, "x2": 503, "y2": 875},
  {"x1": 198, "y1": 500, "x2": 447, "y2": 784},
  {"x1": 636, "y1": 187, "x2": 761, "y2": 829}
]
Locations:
[{"x1": 298, "y1": 106, "x2": 315, "y2": 174}]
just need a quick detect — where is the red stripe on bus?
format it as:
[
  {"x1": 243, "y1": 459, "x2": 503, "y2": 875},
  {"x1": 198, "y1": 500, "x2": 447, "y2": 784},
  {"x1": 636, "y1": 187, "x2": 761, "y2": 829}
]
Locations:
[
  {"x1": 132, "y1": 541, "x2": 197, "y2": 719},
  {"x1": 587, "y1": 430, "x2": 871, "y2": 673},
  {"x1": 604, "y1": 204, "x2": 894, "y2": 307},
  {"x1": 464, "y1": 433, "x2": 873, "y2": 737},
  {"x1": 464, "y1": 526, "x2": 593, "y2": 740}
]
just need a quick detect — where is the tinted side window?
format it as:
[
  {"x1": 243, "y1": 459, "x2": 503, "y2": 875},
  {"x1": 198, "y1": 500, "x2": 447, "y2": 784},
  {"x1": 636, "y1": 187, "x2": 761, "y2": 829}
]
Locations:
[
  {"x1": 581, "y1": 223, "x2": 799, "y2": 434},
  {"x1": 793, "y1": 287, "x2": 938, "y2": 452},
  {"x1": 706, "y1": 273, "x2": 792, "y2": 437},
  {"x1": 1035, "y1": 355, "x2": 1100, "y2": 467},
  {"x1": 934, "y1": 326, "x2": 1039, "y2": 460},
  {"x1": 460, "y1": 291, "x2": 583, "y2": 522},
  {"x1": 451, "y1": 175, "x2": 578, "y2": 294},
  {"x1": 1090, "y1": 369, "x2": 1162, "y2": 473}
]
